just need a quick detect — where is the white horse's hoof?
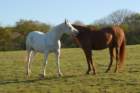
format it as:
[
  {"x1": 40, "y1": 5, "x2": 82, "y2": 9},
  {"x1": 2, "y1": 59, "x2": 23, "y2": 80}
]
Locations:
[
  {"x1": 26, "y1": 73, "x2": 31, "y2": 79},
  {"x1": 57, "y1": 72, "x2": 63, "y2": 77},
  {"x1": 26, "y1": 75, "x2": 30, "y2": 79},
  {"x1": 39, "y1": 74, "x2": 45, "y2": 79}
]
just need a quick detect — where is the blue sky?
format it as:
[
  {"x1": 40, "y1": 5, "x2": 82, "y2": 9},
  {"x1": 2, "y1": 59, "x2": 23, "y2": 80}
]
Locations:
[{"x1": 0, "y1": 0, "x2": 140, "y2": 26}]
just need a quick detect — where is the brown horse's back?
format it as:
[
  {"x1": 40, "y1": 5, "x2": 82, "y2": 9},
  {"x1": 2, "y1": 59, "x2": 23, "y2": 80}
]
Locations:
[
  {"x1": 93, "y1": 26, "x2": 125, "y2": 50},
  {"x1": 90, "y1": 27, "x2": 114, "y2": 50}
]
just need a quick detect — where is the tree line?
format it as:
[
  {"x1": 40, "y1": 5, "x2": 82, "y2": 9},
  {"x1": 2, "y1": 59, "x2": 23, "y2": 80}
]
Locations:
[
  {"x1": 94, "y1": 9, "x2": 140, "y2": 45},
  {"x1": 0, "y1": 9, "x2": 140, "y2": 51},
  {"x1": 0, "y1": 20, "x2": 50, "y2": 50}
]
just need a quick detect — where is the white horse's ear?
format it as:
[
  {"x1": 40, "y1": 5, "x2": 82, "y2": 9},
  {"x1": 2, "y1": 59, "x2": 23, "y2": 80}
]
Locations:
[{"x1": 65, "y1": 19, "x2": 68, "y2": 25}]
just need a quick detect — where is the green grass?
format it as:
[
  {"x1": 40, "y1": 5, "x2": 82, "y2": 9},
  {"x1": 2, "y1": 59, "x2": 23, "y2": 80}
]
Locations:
[{"x1": 0, "y1": 45, "x2": 140, "y2": 93}]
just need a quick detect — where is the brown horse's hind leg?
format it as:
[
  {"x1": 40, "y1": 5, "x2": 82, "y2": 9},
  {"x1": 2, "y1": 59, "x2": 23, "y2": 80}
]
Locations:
[
  {"x1": 106, "y1": 47, "x2": 114, "y2": 73},
  {"x1": 90, "y1": 57, "x2": 96, "y2": 75},
  {"x1": 114, "y1": 47, "x2": 119, "y2": 72}
]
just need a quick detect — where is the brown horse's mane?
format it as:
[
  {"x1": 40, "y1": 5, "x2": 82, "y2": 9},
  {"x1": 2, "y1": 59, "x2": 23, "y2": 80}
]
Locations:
[
  {"x1": 72, "y1": 24, "x2": 97, "y2": 32},
  {"x1": 72, "y1": 24, "x2": 116, "y2": 33}
]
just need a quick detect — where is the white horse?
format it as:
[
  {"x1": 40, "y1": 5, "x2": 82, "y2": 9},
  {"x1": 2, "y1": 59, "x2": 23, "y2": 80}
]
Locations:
[{"x1": 26, "y1": 20, "x2": 78, "y2": 78}]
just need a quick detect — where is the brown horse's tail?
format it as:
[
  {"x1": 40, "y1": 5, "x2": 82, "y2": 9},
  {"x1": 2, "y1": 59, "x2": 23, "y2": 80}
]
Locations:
[{"x1": 119, "y1": 37, "x2": 126, "y2": 70}]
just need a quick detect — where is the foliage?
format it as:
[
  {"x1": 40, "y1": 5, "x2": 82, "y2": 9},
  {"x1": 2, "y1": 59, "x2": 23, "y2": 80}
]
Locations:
[
  {"x1": 0, "y1": 20, "x2": 50, "y2": 50},
  {"x1": 61, "y1": 34, "x2": 78, "y2": 48},
  {"x1": 0, "y1": 27, "x2": 14, "y2": 50},
  {"x1": 94, "y1": 9, "x2": 134, "y2": 25},
  {"x1": 122, "y1": 13, "x2": 140, "y2": 44}
]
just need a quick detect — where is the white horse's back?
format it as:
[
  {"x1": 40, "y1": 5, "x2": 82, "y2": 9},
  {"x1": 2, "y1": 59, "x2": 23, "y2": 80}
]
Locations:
[{"x1": 26, "y1": 31, "x2": 49, "y2": 53}]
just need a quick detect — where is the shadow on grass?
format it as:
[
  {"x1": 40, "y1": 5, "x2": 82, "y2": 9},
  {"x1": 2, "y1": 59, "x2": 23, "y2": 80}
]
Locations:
[
  {"x1": 0, "y1": 78, "x2": 42, "y2": 85},
  {"x1": 0, "y1": 74, "x2": 84, "y2": 85}
]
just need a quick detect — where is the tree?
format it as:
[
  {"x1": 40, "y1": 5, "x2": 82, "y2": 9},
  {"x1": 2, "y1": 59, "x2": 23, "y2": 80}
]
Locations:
[
  {"x1": 123, "y1": 13, "x2": 140, "y2": 31},
  {"x1": 0, "y1": 19, "x2": 50, "y2": 50},
  {"x1": 0, "y1": 27, "x2": 13, "y2": 50},
  {"x1": 15, "y1": 19, "x2": 50, "y2": 35},
  {"x1": 94, "y1": 9, "x2": 134, "y2": 25},
  {"x1": 123, "y1": 13, "x2": 140, "y2": 45}
]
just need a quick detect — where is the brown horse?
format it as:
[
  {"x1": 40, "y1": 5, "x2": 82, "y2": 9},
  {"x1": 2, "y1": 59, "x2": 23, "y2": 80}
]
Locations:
[{"x1": 73, "y1": 24, "x2": 126, "y2": 75}]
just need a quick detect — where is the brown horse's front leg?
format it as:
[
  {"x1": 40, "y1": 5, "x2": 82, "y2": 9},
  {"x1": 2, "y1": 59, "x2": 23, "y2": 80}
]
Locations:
[
  {"x1": 85, "y1": 55, "x2": 91, "y2": 74},
  {"x1": 86, "y1": 65, "x2": 91, "y2": 74},
  {"x1": 84, "y1": 50, "x2": 91, "y2": 74},
  {"x1": 84, "y1": 50, "x2": 96, "y2": 75},
  {"x1": 106, "y1": 47, "x2": 114, "y2": 73}
]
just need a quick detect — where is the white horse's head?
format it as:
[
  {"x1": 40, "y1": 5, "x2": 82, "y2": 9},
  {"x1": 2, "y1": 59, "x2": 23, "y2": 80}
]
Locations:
[{"x1": 60, "y1": 19, "x2": 79, "y2": 36}]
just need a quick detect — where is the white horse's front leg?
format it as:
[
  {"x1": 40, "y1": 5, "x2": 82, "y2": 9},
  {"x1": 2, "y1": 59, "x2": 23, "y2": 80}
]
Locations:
[
  {"x1": 55, "y1": 50, "x2": 63, "y2": 77},
  {"x1": 26, "y1": 51, "x2": 36, "y2": 78},
  {"x1": 39, "y1": 52, "x2": 48, "y2": 79}
]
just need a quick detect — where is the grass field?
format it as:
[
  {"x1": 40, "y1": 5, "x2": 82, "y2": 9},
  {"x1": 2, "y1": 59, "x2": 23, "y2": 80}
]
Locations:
[{"x1": 0, "y1": 45, "x2": 140, "y2": 93}]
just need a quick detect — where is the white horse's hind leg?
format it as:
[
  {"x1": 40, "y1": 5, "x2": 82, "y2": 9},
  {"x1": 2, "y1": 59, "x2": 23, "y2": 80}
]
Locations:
[
  {"x1": 55, "y1": 50, "x2": 63, "y2": 77},
  {"x1": 39, "y1": 52, "x2": 48, "y2": 79},
  {"x1": 26, "y1": 50, "x2": 36, "y2": 78}
]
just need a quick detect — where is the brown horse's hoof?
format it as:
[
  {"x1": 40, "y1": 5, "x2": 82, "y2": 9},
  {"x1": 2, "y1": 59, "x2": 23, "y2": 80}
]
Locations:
[
  {"x1": 85, "y1": 72, "x2": 91, "y2": 75},
  {"x1": 114, "y1": 69, "x2": 118, "y2": 73},
  {"x1": 105, "y1": 70, "x2": 109, "y2": 73},
  {"x1": 86, "y1": 72, "x2": 90, "y2": 75},
  {"x1": 92, "y1": 72, "x2": 96, "y2": 75},
  {"x1": 86, "y1": 70, "x2": 91, "y2": 75},
  {"x1": 39, "y1": 74, "x2": 45, "y2": 80},
  {"x1": 85, "y1": 72, "x2": 96, "y2": 75}
]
